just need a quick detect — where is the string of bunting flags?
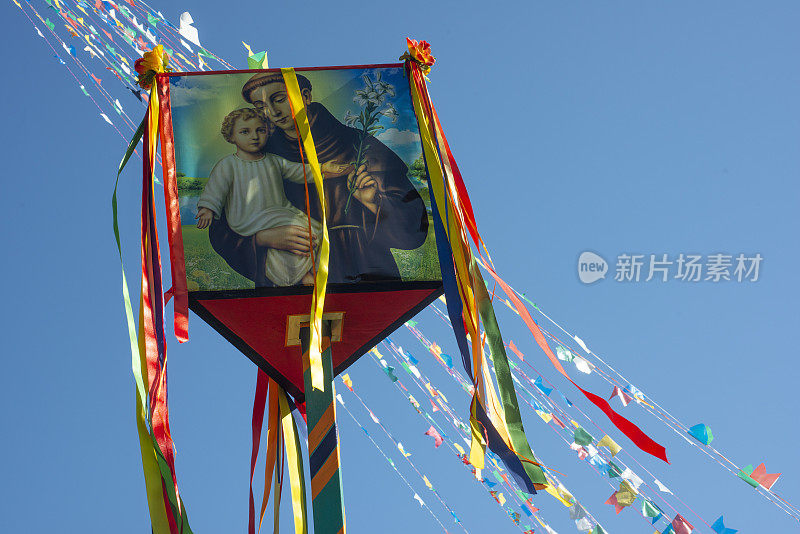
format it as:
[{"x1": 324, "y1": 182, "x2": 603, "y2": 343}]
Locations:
[{"x1": 13, "y1": 1, "x2": 796, "y2": 532}]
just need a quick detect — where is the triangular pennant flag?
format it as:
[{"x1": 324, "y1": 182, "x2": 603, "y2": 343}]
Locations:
[
  {"x1": 687, "y1": 423, "x2": 713, "y2": 445},
  {"x1": 671, "y1": 513, "x2": 694, "y2": 534},
  {"x1": 615, "y1": 480, "x2": 638, "y2": 507},
  {"x1": 750, "y1": 463, "x2": 781, "y2": 490},
  {"x1": 654, "y1": 478, "x2": 673, "y2": 494},
  {"x1": 552, "y1": 414, "x2": 566, "y2": 428},
  {"x1": 608, "y1": 461, "x2": 623, "y2": 478},
  {"x1": 247, "y1": 50, "x2": 269, "y2": 70},
  {"x1": 341, "y1": 374, "x2": 354, "y2": 391},
  {"x1": 605, "y1": 492, "x2": 625, "y2": 514},
  {"x1": 424, "y1": 426, "x2": 444, "y2": 448},
  {"x1": 609, "y1": 385, "x2": 632, "y2": 406},
  {"x1": 556, "y1": 345, "x2": 574, "y2": 362},
  {"x1": 711, "y1": 515, "x2": 738, "y2": 534},
  {"x1": 620, "y1": 468, "x2": 643, "y2": 491},
  {"x1": 534, "y1": 376, "x2": 553, "y2": 396},
  {"x1": 641, "y1": 499, "x2": 662, "y2": 519},
  {"x1": 569, "y1": 503, "x2": 587, "y2": 520},
  {"x1": 573, "y1": 426, "x2": 595, "y2": 446},
  {"x1": 737, "y1": 465, "x2": 759, "y2": 488},
  {"x1": 597, "y1": 435, "x2": 622, "y2": 456},
  {"x1": 508, "y1": 340, "x2": 525, "y2": 360},
  {"x1": 397, "y1": 442, "x2": 411, "y2": 457},
  {"x1": 383, "y1": 365, "x2": 399, "y2": 382}
]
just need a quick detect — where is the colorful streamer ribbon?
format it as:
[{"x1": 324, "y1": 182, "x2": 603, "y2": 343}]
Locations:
[{"x1": 282, "y1": 68, "x2": 330, "y2": 393}]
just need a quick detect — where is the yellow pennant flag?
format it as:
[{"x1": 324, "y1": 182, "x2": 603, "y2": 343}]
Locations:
[{"x1": 597, "y1": 435, "x2": 622, "y2": 457}]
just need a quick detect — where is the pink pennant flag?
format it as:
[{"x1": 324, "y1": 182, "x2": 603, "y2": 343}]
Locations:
[
  {"x1": 671, "y1": 513, "x2": 694, "y2": 534},
  {"x1": 424, "y1": 426, "x2": 444, "y2": 448},
  {"x1": 605, "y1": 492, "x2": 624, "y2": 514},
  {"x1": 608, "y1": 386, "x2": 632, "y2": 407},
  {"x1": 750, "y1": 463, "x2": 781, "y2": 490},
  {"x1": 552, "y1": 414, "x2": 566, "y2": 428},
  {"x1": 430, "y1": 398, "x2": 439, "y2": 412},
  {"x1": 508, "y1": 340, "x2": 525, "y2": 360}
]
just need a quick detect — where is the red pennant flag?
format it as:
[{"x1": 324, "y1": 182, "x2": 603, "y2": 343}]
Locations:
[
  {"x1": 671, "y1": 513, "x2": 694, "y2": 534},
  {"x1": 508, "y1": 340, "x2": 525, "y2": 360},
  {"x1": 750, "y1": 463, "x2": 781, "y2": 490}
]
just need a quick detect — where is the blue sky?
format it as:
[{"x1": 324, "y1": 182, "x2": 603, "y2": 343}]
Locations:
[{"x1": 1, "y1": 1, "x2": 798, "y2": 533}]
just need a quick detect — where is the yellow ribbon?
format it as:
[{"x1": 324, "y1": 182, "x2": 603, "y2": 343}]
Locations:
[
  {"x1": 279, "y1": 388, "x2": 309, "y2": 534},
  {"x1": 282, "y1": 68, "x2": 329, "y2": 392},
  {"x1": 409, "y1": 70, "x2": 489, "y2": 468}
]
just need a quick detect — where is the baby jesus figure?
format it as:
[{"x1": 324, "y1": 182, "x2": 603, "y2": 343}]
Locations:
[{"x1": 196, "y1": 107, "x2": 348, "y2": 286}]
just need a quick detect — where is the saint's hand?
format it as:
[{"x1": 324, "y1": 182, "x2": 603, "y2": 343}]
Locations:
[
  {"x1": 196, "y1": 207, "x2": 214, "y2": 229},
  {"x1": 321, "y1": 160, "x2": 352, "y2": 177},
  {"x1": 348, "y1": 164, "x2": 380, "y2": 211},
  {"x1": 255, "y1": 225, "x2": 314, "y2": 256}
]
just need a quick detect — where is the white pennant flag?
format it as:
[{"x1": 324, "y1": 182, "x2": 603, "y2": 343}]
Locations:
[
  {"x1": 573, "y1": 335, "x2": 590, "y2": 354},
  {"x1": 654, "y1": 478, "x2": 673, "y2": 494},
  {"x1": 178, "y1": 12, "x2": 201, "y2": 46}
]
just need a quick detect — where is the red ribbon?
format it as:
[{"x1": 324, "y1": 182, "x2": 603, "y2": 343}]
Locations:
[
  {"x1": 156, "y1": 75, "x2": 189, "y2": 343},
  {"x1": 249, "y1": 371, "x2": 269, "y2": 534},
  {"x1": 408, "y1": 60, "x2": 668, "y2": 464}
]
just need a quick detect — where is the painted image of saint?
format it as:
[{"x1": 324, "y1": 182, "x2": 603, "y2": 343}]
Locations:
[
  {"x1": 206, "y1": 72, "x2": 429, "y2": 287},
  {"x1": 194, "y1": 107, "x2": 349, "y2": 286}
]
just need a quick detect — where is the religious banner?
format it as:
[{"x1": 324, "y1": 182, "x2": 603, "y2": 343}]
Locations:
[{"x1": 158, "y1": 64, "x2": 442, "y2": 398}]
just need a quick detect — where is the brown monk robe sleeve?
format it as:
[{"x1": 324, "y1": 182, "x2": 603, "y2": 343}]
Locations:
[
  {"x1": 360, "y1": 135, "x2": 428, "y2": 251},
  {"x1": 208, "y1": 211, "x2": 272, "y2": 287}
]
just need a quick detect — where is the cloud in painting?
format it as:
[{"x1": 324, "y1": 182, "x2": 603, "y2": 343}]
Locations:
[{"x1": 377, "y1": 128, "x2": 420, "y2": 146}]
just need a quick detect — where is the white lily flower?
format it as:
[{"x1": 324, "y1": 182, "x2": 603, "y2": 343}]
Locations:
[
  {"x1": 353, "y1": 90, "x2": 370, "y2": 106},
  {"x1": 381, "y1": 105, "x2": 398, "y2": 123},
  {"x1": 361, "y1": 73, "x2": 373, "y2": 89},
  {"x1": 343, "y1": 110, "x2": 358, "y2": 127},
  {"x1": 366, "y1": 90, "x2": 383, "y2": 105},
  {"x1": 378, "y1": 81, "x2": 395, "y2": 97}
]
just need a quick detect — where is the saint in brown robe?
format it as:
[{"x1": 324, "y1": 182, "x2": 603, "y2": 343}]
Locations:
[{"x1": 209, "y1": 102, "x2": 428, "y2": 286}]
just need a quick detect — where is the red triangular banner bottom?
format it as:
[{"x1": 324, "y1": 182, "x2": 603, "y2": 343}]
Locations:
[{"x1": 192, "y1": 287, "x2": 440, "y2": 399}]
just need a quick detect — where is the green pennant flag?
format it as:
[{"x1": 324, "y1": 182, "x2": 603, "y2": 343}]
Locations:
[
  {"x1": 44, "y1": 18, "x2": 55, "y2": 32},
  {"x1": 573, "y1": 426, "x2": 595, "y2": 446},
  {"x1": 641, "y1": 498, "x2": 662, "y2": 518},
  {"x1": 247, "y1": 50, "x2": 269, "y2": 70},
  {"x1": 738, "y1": 464, "x2": 759, "y2": 488},
  {"x1": 147, "y1": 13, "x2": 160, "y2": 26},
  {"x1": 607, "y1": 461, "x2": 622, "y2": 478},
  {"x1": 383, "y1": 365, "x2": 399, "y2": 382}
]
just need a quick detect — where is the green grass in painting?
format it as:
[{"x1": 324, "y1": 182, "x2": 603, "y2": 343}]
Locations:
[
  {"x1": 392, "y1": 215, "x2": 441, "y2": 282},
  {"x1": 182, "y1": 225, "x2": 254, "y2": 291},
  {"x1": 181, "y1": 211, "x2": 440, "y2": 290}
]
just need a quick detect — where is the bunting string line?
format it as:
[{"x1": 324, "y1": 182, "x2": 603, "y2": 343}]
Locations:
[
  {"x1": 335, "y1": 397, "x2": 453, "y2": 533},
  {"x1": 375, "y1": 337, "x2": 598, "y2": 533},
  {"x1": 368, "y1": 345, "x2": 546, "y2": 533},
  {"x1": 402, "y1": 311, "x2": 718, "y2": 533}
]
